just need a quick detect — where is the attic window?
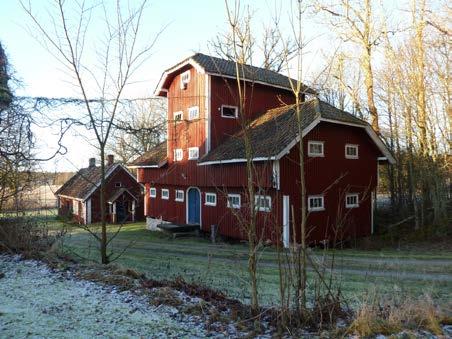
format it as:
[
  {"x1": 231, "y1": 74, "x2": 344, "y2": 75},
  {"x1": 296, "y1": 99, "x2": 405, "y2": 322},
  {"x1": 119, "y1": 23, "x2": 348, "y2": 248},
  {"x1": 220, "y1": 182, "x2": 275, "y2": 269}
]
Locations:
[
  {"x1": 180, "y1": 70, "x2": 190, "y2": 89},
  {"x1": 221, "y1": 105, "x2": 238, "y2": 118},
  {"x1": 188, "y1": 106, "x2": 199, "y2": 120},
  {"x1": 345, "y1": 144, "x2": 359, "y2": 159},
  {"x1": 174, "y1": 149, "x2": 183, "y2": 162},
  {"x1": 308, "y1": 141, "x2": 324, "y2": 157},
  {"x1": 174, "y1": 111, "x2": 183, "y2": 122},
  {"x1": 188, "y1": 147, "x2": 199, "y2": 160},
  {"x1": 115, "y1": 182, "x2": 122, "y2": 187}
]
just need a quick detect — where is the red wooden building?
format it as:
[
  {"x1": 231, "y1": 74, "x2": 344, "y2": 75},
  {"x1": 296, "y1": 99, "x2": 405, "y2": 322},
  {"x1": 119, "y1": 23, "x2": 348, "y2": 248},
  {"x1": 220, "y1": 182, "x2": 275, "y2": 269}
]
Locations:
[
  {"x1": 130, "y1": 53, "x2": 394, "y2": 245},
  {"x1": 55, "y1": 155, "x2": 143, "y2": 225}
]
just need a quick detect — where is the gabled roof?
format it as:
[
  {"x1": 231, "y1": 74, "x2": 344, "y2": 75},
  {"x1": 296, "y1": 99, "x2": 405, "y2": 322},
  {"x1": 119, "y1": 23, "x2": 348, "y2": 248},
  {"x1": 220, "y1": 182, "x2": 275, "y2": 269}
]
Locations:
[
  {"x1": 128, "y1": 142, "x2": 167, "y2": 168},
  {"x1": 198, "y1": 98, "x2": 395, "y2": 165},
  {"x1": 155, "y1": 53, "x2": 316, "y2": 97},
  {"x1": 55, "y1": 163, "x2": 136, "y2": 201},
  {"x1": 107, "y1": 187, "x2": 138, "y2": 204}
]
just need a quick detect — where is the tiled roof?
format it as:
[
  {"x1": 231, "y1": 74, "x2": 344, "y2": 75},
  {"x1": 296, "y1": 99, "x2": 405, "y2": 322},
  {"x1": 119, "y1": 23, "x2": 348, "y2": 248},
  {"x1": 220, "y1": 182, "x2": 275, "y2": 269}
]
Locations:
[
  {"x1": 55, "y1": 164, "x2": 118, "y2": 200},
  {"x1": 128, "y1": 142, "x2": 167, "y2": 167},
  {"x1": 191, "y1": 53, "x2": 316, "y2": 94},
  {"x1": 198, "y1": 98, "x2": 367, "y2": 163},
  {"x1": 157, "y1": 53, "x2": 316, "y2": 95}
]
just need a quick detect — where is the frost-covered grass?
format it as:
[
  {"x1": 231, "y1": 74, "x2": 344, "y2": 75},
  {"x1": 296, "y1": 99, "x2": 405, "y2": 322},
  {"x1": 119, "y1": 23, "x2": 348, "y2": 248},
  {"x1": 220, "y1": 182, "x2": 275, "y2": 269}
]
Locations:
[
  {"x1": 58, "y1": 222, "x2": 452, "y2": 306},
  {"x1": 0, "y1": 255, "x2": 209, "y2": 338}
]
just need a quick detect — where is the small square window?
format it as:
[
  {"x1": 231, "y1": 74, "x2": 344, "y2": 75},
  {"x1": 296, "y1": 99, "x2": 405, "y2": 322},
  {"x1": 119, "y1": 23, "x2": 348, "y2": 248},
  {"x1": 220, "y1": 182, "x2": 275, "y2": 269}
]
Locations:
[
  {"x1": 173, "y1": 111, "x2": 183, "y2": 122},
  {"x1": 221, "y1": 105, "x2": 238, "y2": 118},
  {"x1": 345, "y1": 193, "x2": 359, "y2": 208},
  {"x1": 345, "y1": 144, "x2": 359, "y2": 159},
  {"x1": 161, "y1": 189, "x2": 169, "y2": 200},
  {"x1": 150, "y1": 188, "x2": 157, "y2": 198},
  {"x1": 188, "y1": 147, "x2": 199, "y2": 160},
  {"x1": 308, "y1": 195, "x2": 324, "y2": 211},
  {"x1": 308, "y1": 141, "x2": 324, "y2": 157},
  {"x1": 115, "y1": 182, "x2": 122, "y2": 187},
  {"x1": 188, "y1": 106, "x2": 199, "y2": 120},
  {"x1": 175, "y1": 190, "x2": 184, "y2": 202},
  {"x1": 255, "y1": 195, "x2": 271, "y2": 212},
  {"x1": 227, "y1": 194, "x2": 241, "y2": 209},
  {"x1": 205, "y1": 193, "x2": 217, "y2": 206},
  {"x1": 174, "y1": 149, "x2": 183, "y2": 162},
  {"x1": 180, "y1": 70, "x2": 190, "y2": 89}
]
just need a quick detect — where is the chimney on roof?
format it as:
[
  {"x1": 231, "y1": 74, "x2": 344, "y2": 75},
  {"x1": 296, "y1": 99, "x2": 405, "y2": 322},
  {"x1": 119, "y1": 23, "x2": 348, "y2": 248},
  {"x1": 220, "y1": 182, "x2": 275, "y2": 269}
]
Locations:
[
  {"x1": 89, "y1": 158, "x2": 96, "y2": 168},
  {"x1": 107, "y1": 154, "x2": 115, "y2": 166}
]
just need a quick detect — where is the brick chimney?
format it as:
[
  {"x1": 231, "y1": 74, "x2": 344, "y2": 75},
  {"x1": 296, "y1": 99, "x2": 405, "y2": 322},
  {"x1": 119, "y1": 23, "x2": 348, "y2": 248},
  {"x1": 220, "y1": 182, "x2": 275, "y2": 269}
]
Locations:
[
  {"x1": 88, "y1": 158, "x2": 96, "y2": 168},
  {"x1": 107, "y1": 154, "x2": 115, "y2": 166}
]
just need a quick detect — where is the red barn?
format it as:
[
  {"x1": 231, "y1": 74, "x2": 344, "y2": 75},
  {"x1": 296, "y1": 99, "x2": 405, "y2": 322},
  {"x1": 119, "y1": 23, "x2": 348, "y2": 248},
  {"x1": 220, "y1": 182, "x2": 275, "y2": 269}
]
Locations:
[
  {"x1": 130, "y1": 53, "x2": 394, "y2": 245},
  {"x1": 55, "y1": 155, "x2": 143, "y2": 225}
]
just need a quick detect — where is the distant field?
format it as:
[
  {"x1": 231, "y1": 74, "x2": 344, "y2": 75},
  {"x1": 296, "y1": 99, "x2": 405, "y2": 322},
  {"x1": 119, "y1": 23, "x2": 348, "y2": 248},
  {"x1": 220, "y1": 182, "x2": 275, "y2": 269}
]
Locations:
[{"x1": 57, "y1": 222, "x2": 452, "y2": 307}]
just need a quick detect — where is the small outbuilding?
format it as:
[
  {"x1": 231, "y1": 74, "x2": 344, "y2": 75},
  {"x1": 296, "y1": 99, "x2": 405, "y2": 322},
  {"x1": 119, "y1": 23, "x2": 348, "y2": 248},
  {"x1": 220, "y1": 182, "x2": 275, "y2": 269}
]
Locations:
[{"x1": 55, "y1": 155, "x2": 143, "y2": 224}]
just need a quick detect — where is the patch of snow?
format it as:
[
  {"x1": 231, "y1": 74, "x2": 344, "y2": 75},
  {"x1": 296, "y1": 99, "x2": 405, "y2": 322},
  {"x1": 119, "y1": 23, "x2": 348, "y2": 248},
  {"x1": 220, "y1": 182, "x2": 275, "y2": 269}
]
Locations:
[{"x1": 0, "y1": 255, "x2": 209, "y2": 338}]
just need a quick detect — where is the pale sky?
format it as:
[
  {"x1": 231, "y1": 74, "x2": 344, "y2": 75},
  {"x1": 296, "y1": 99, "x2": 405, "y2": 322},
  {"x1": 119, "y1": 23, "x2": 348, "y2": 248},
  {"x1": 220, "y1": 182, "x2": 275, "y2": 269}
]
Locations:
[{"x1": 0, "y1": 0, "x2": 405, "y2": 172}]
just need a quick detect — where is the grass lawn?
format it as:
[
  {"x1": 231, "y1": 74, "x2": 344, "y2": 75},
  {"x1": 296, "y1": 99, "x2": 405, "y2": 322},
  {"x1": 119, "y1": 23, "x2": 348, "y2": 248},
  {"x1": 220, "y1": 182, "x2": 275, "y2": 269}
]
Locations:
[{"x1": 55, "y1": 221, "x2": 452, "y2": 307}]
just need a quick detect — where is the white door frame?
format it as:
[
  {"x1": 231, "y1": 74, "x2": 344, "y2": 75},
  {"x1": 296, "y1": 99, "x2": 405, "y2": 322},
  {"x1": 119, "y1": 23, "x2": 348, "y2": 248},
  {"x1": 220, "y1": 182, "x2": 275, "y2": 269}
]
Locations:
[
  {"x1": 186, "y1": 186, "x2": 202, "y2": 228},
  {"x1": 283, "y1": 195, "x2": 290, "y2": 248},
  {"x1": 86, "y1": 198, "x2": 92, "y2": 224}
]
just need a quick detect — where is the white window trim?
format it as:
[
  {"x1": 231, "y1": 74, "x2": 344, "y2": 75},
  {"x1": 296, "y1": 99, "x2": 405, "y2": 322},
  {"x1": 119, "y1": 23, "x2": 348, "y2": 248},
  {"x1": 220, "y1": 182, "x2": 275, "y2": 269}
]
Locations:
[
  {"x1": 188, "y1": 106, "x2": 199, "y2": 120},
  {"x1": 227, "y1": 193, "x2": 241, "y2": 209},
  {"x1": 175, "y1": 190, "x2": 184, "y2": 202},
  {"x1": 72, "y1": 200, "x2": 79, "y2": 215},
  {"x1": 345, "y1": 193, "x2": 359, "y2": 208},
  {"x1": 173, "y1": 111, "x2": 183, "y2": 122},
  {"x1": 188, "y1": 147, "x2": 199, "y2": 160},
  {"x1": 174, "y1": 148, "x2": 183, "y2": 161},
  {"x1": 150, "y1": 187, "x2": 157, "y2": 198},
  {"x1": 255, "y1": 195, "x2": 271, "y2": 212},
  {"x1": 161, "y1": 189, "x2": 169, "y2": 200},
  {"x1": 308, "y1": 141, "x2": 324, "y2": 157},
  {"x1": 205, "y1": 193, "x2": 217, "y2": 206},
  {"x1": 180, "y1": 70, "x2": 190, "y2": 89},
  {"x1": 221, "y1": 105, "x2": 238, "y2": 119},
  {"x1": 345, "y1": 144, "x2": 359, "y2": 159},
  {"x1": 308, "y1": 195, "x2": 325, "y2": 212}
]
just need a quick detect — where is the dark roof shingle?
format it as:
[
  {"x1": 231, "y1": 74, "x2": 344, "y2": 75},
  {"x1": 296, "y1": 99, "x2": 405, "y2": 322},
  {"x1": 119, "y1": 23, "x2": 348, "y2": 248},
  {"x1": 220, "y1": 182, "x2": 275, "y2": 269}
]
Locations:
[
  {"x1": 55, "y1": 164, "x2": 118, "y2": 200},
  {"x1": 128, "y1": 142, "x2": 167, "y2": 167},
  {"x1": 198, "y1": 98, "x2": 367, "y2": 163}
]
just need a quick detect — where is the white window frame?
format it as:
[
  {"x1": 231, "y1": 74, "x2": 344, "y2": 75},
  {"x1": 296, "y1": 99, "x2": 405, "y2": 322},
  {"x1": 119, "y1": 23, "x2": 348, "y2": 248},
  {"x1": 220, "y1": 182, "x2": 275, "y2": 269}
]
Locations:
[
  {"x1": 188, "y1": 147, "x2": 199, "y2": 160},
  {"x1": 115, "y1": 182, "x2": 122, "y2": 187},
  {"x1": 72, "y1": 200, "x2": 79, "y2": 215},
  {"x1": 173, "y1": 111, "x2": 183, "y2": 122},
  {"x1": 188, "y1": 106, "x2": 199, "y2": 120},
  {"x1": 308, "y1": 195, "x2": 325, "y2": 212},
  {"x1": 221, "y1": 105, "x2": 238, "y2": 118},
  {"x1": 255, "y1": 195, "x2": 271, "y2": 212},
  {"x1": 150, "y1": 187, "x2": 157, "y2": 198},
  {"x1": 174, "y1": 148, "x2": 183, "y2": 162},
  {"x1": 180, "y1": 70, "x2": 190, "y2": 89},
  {"x1": 227, "y1": 194, "x2": 241, "y2": 209},
  {"x1": 308, "y1": 141, "x2": 324, "y2": 157},
  {"x1": 161, "y1": 189, "x2": 169, "y2": 200},
  {"x1": 175, "y1": 190, "x2": 184, "y2": 202},
  {"x1": 345, "y1": 193, "x2": 359, "y2": 208},
  {"x1": 345, "y1": 144, "x2": 359, "y2": 159},
  {"x1": 205, "y1": 193, "x2": 217, "y2": 206}
]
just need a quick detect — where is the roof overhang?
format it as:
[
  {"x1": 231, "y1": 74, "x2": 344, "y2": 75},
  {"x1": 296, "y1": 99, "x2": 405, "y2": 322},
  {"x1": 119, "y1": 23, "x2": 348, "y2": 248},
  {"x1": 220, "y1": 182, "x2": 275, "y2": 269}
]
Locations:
[
  {"x1": 197, "y1": 117, "x2": 395, "y2": 166},
  {"x1": 154, "y1": 58, "x2": 205, "y2": 97},
  {"x1": 127, "y1": 159, "x2": 168, "y2": 169}
]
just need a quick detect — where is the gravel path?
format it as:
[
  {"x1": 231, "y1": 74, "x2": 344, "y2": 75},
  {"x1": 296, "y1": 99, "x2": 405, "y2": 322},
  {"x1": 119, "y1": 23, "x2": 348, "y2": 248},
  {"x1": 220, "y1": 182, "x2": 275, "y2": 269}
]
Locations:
[{"x1": 0, "y1": 255, "x2": 210, "y2": 338}]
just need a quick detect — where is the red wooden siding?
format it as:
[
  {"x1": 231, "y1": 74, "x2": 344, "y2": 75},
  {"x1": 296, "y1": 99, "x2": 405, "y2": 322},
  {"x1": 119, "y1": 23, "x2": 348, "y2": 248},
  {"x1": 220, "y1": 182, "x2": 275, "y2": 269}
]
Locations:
[
  {"x1": 279, "y1": 121, "x2": 382, "y2": 243},
  {"x1": 209, "y1": 77, "x2": 295, "y2": 149}
]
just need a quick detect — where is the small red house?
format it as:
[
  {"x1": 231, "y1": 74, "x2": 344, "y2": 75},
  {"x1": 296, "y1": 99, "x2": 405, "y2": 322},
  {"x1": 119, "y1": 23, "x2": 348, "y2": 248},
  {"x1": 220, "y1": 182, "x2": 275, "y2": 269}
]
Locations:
[
  {"x1": 55, "y1": 155, "x2": 143, "y2": 224},
  {"x1": 130, "y1": 53, "x2": 394, "y2": 245}
]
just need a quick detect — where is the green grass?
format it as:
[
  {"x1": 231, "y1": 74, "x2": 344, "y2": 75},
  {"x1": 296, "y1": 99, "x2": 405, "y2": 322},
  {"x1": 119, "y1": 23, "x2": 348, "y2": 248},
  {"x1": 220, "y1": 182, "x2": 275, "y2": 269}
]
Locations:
[{"x1": 56, "y1": 222, "x2": 452, "y2": 306}]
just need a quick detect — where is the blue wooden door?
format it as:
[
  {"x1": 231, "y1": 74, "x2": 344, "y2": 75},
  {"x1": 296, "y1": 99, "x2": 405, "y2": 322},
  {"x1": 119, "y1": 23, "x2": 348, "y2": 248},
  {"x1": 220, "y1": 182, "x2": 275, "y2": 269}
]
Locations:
[{"x1": 188, "y1": 188, "x2": 200, "y2": 224}]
